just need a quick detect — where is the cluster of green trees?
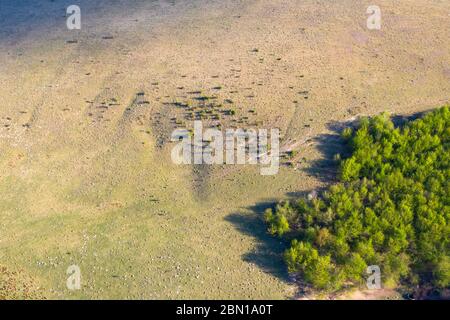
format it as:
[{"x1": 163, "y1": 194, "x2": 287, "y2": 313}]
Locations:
[{"x1": 265, "y1": 106, "x2": 449, "y2": 293}]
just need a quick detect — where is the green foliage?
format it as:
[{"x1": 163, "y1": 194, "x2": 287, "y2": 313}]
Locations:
[
  {"x1": 265, "y1": 106, "x2": 450, "y2": 293},
  {"x1": 434, "y1": 256, "x2": 450, "y2": 288},
  {"x1": 284, "y1": 240, "x2": 334, "y2": 289},
  {"x1": 264, "y1": 203, "x2": 294, "y2": 237}
]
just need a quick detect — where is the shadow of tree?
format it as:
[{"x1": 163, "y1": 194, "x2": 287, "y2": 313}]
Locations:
[
  {"x1": 303, "y1": 119, "x2": 356, "y2": 183},
  {"x1": 391, "y1": 110, "x2": 428, "y2": 126},
  {"x1": 224, "y1": 201, "x2": 291, "y2": 283}
]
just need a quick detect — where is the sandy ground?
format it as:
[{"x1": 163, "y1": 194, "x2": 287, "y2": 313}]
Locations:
[{"x1": 0, "y1": 0, "x2": 449, "y2": 299}]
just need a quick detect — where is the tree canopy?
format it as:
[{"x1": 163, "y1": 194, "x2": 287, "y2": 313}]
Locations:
[{"x1": 264, "y1": 106, "x2": 449, "y2": 294}]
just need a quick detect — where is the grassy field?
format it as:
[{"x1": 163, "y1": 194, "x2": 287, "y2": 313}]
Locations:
[{"x1": 0, "y1": 0, "x2": 449, "y2": 299}]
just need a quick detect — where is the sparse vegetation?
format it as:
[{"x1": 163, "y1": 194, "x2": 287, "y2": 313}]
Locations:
[
  {"x1": 0, "y1": 266, "x2": 44, "y2": 300},
  {"x1": 264, "y1": 107, "x2": 450, "y2": 295}
]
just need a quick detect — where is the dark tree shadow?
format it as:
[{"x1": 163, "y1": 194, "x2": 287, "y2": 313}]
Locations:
[
  {"x1": 225, "y1": 201, "x2": 291, "y2": 283},
  {"x1": 303, "y1": 119, "x2": 358, "y2": 183},
  {"x1": 391, "y1": 110, "x2": 428, "y2": 127}
]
